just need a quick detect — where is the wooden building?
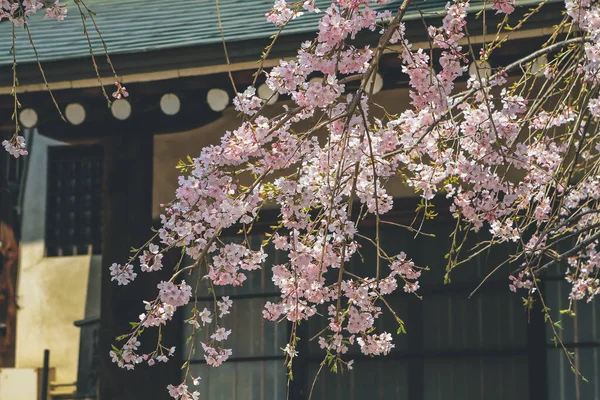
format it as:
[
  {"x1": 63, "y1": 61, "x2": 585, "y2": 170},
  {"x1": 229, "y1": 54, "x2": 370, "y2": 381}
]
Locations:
[{"x1": 0, "y1": 0, "x2": 599, "y2": 399}]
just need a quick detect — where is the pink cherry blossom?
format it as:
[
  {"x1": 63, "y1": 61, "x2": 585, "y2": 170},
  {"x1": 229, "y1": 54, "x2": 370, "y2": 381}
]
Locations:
[
  {"x1": 16, "y1": 0, "x2": 598, "y2": 395},
  {"x1": 2, "y1": 136, "x2": 28, "y2": 158}
]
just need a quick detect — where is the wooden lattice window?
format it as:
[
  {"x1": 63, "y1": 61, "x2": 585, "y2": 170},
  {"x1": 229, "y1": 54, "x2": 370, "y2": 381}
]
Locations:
[{"x1": 45, "y1": 145, "x2": 103, "y2": 257}]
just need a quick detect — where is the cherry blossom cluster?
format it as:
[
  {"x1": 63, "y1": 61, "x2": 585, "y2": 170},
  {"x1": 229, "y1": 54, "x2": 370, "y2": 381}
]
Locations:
[
  {"x1": 134, "y1": 281, "x2": 193, "y2": 330},
  {"x1": 167, "y1": 384, "x2": 199, "y2": 400},
  {"x1": 2, "y1": 136, "x2": 28, "y2": 158},
  {"x1": 390, "y1": 252, "x2": 422, "y2": 293},
  {"x1": 110, "y1": 0, "x2": 600, "y2": 394},
  {"x1": 109, "y1": 336, "x2": 178, "y2": 371},
  {"x1": 112, "y1": 81, "x2": 129, "y2": 100},
  {"x1": 508, "y1": 271, "x2": 534, "y2": 293},
  {"x1": 265, "y1": 0, "x2": 304, "y2": 26},
  {"x1": 566, "y1": 247, "x2": 600, "y2": 301},
  {"x1": 0, "y1": 0, "x2": 67, "y2": 24},
  {"x1": 233, "y1": 87, "x2": 263, "y2": 116},
  {"x1": 201, "y1": 343, "x2": 233, "y2": 367},
  {"x1": 9, "y1": 0, "x2": 597, "y2": 396},
  {"x1": 208, "y1": 244, "x2": 266, "y2": 285},
  {"x1": 186, "y1": 307, "x2": 213, "y2": 329},
  {"x1": 44, "y1": 0, "x2": 67, "y2": 21},
  {"x1": 109, "y1": 336, "x2": 142, "y2": 370},
  {"x1": 140, "y1": 244, "x2": 164, "y2": 272},
  {"x1": 158, "y1": 281, "x2": 193, "y2": 308},
  {"x1": 109, "y1": 262, "x2": 136, "y2": 286},
  {"x1": 109, "y1": 1, "x2": 434, "y2": 390},
  {"x1": 490, "y1": 0, "x2": 515, "y2": 14}
]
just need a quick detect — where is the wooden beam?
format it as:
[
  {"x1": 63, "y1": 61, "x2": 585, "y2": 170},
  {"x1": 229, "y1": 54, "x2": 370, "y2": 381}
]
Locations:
[
  {"x1": 25, "y1": 85, "x2": 225, "y2": 142},
  {"x1": 0, "y1": 25, "x2": 559, "y2": 94}
]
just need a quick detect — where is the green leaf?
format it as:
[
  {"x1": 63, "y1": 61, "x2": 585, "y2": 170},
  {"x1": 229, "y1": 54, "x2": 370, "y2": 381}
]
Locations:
[
  {"x1": 396, "y1": 317, "x2": 407, "y2": 335},
  {"x1": 560, "y1": 309, "x2": 576, "y2": 317},
  {"x1": 544, "y1": 313, "x2": 551, "y2": 323},
  {"x1": 553, "y1": 320, "x2": 563, "y2": 330}
]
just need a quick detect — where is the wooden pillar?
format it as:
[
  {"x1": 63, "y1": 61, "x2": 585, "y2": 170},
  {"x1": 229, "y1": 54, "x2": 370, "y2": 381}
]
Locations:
[{"x1": 99, "y1": 134, "x2": 180, "y2": 400}]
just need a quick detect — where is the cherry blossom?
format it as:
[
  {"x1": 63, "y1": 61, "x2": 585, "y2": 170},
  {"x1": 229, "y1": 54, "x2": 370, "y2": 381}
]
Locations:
[
  {"x1": 201, "y1": 343, "x2": 232, "y2": 367},
  {"x1": 112, "y1": 81, "x2": 129, "y2": 100},
  {"x1": 210, "y1": 328, "x2": 232, "y2": 342},
  {"x1": 8, "y1": 0, "x2": 600, "y2": 396},
  {"x1": 109, "y1": 263, "x2": 136, "y2": 286},
  {"x1": 217, "y1": 296, "x2": 233, "y2": 318},
  {"x1": 44, "y1": 0, "x2": 67, "y2": 21},
  {"x1": 2, "y1": 136, "x2": 28, "y2": 158},
  {"x1": 233, "y1": 86, "x2": 263, "y2": 115}
]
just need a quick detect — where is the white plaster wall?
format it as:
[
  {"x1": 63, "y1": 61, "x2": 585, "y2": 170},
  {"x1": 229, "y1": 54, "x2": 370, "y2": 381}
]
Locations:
[
  {"x1": 0, "y1": 368, "x2": 39, "y2": 400},
  {"x1": 15, "y1": 130, "x2": 94, "y2": 385},
  {"x1": 15, "y1": 255, "x2": 92, "y2": 384}
]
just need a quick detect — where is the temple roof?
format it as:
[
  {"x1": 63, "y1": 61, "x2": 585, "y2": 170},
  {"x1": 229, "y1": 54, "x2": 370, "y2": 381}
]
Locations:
[
  {"x1": 0, "y1": 0, "x2": 415, "y2": 66},
  {"x1": 0, "y1": 0, "x2": 560, "y2": 87}
]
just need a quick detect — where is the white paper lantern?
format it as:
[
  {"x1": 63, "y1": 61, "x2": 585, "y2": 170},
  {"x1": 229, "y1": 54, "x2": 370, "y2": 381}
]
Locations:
[
  {"x1": 160, "y1": 93, "x2": 181, "y2": 116},
  {"x1": 207, "y1": 89, "x2": 230, "y2": 112},
  {"x1": 111, "y1": 99, "x2": 132, "y2": 120},
  {"x1": 257, "y1": 84, "x2": 279, "y2": 105},
  {"x1": 19, "y1": 108, "x2": 38, "y2": 128},
  {"x1": 65, "y1": 103, "x2": 86, "y2": 125}
]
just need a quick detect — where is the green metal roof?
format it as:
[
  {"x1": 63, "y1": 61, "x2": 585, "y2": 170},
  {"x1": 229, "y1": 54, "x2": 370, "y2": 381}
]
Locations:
[{"x1": 0, "y1": 0, "x2": 450, "y2": 67}]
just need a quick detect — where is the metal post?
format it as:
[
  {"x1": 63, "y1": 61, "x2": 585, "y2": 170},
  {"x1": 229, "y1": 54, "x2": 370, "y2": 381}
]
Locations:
[{"x1": 41, "y1": 349, "x2": 50, "y2": 400}]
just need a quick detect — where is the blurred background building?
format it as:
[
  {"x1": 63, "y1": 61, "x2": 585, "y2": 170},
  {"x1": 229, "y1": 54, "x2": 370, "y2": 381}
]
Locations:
[{"x1": 0, "y1": 1, "x2": 598, "y2": 399}]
